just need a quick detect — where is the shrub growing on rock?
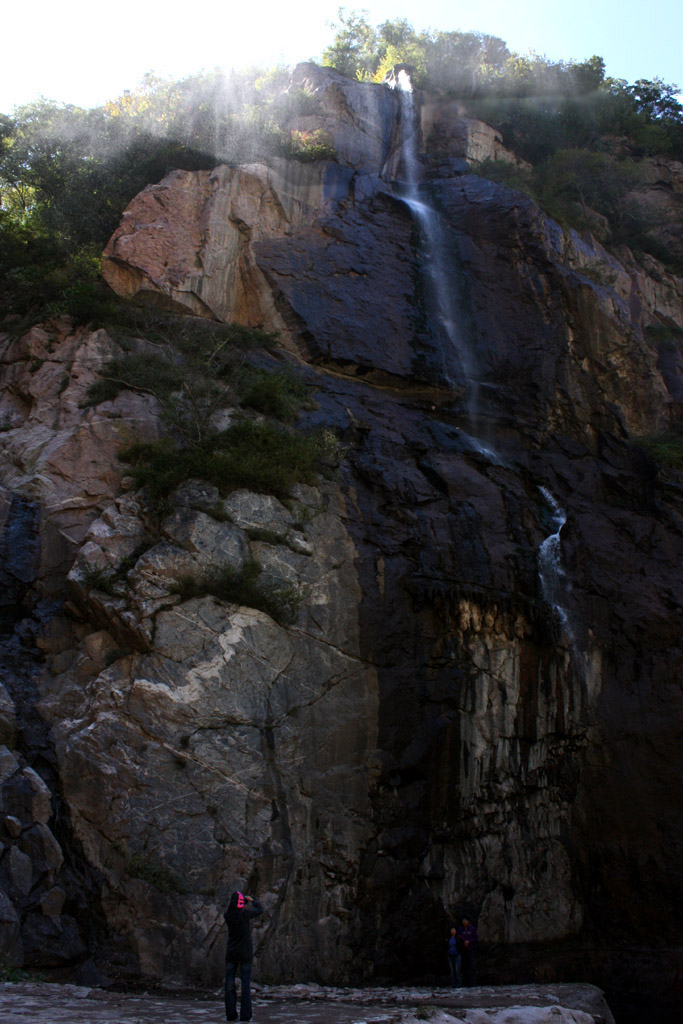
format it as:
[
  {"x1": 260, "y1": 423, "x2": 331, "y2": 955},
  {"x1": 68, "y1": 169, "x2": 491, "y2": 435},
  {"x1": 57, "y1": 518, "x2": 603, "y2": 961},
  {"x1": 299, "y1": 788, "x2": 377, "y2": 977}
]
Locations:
[
  {"x1": 79, "y1": 563, "x2": 117, "y2": 595},
  {"x1": 82, "y1": 351, "x2": 185, "y2": 407},
  {"x1": 286, "y1": 128, "x2": 337, "y2": 162},
  {"x1": 120, "y1": 419, "x2": 333, "y2": 504},
  {"x1": 173, "y1": 558, "x2": 302, "y2": 625},
  {"x1": 125, "y1": 853, "x2": 187, "y2": 895},
  {"x1": 639, "y1": 424, "x2": 683, "y2": 468},
  {"x1": 236, "y1": 365, "x2": 313, "y2": 422}
]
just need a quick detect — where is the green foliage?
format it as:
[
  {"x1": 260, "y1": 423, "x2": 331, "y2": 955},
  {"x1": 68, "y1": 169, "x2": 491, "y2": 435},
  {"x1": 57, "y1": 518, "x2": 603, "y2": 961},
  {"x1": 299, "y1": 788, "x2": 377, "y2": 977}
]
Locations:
[
  {"x1": 309, "y1": 427, "x2": 346, "y2": 473},
  {"x1": 209, "y1": 321, "x2": 280, "y2": 352},
  {"x1": 645, "y1": 325, "x2": 683, "y2": 349},
  {"x1": 0, "y1": 96, "x2": 216, "y2": 318},
  {"x1": 473, "y1": 148, "x2": 665, "y2": 262},
  {"x1": 79, "y1": 563, "x2": 117, "y2": 595},
  {"x1": 104, "y1": 305, "x2": 279, "y2": 353},
  {"x1": 120, "y1": 419, "x2": 332, "y2": 504},
  {"x1": 470, "y1": 158, "x2": 536, "y2": 196},
  {"x1": 285, "y1": 128, "x2": 337, "y2": 162},
  {"x1": 236, "y1": 365, "x2": 312, "y2": 421},
  {"x1": 628, "y1": 78, "x2": 683, "y2": 123},
  {"x1": 470, "y1": 75, "x2": 683, "y2": 165},
  {"x1": 173, "y1": 557, "x2": 302, "y2": 625},
  {"x1": 636, "y1": 234, "x2": 683, "y2": 272},
  {"x1": 82, "y1": 351, "x2": 185, "y2": 407},
  {"x1": 468, "y1": 95, "x2": 598, "y2": 166},
  {"x1": 82, "y1": 300, "x2": 326, "y2": 520},
  {"x1": 413, "y1": 28, "x2": 509, "y2": 93},
  {"x1": 78, "y1": 543, "x2": 152, "y2": 598},
  {"x1": 0, "y1": 958, "x2": 30, "y2": 983},
  {"x1": 205, "y1": 502, "x2": 233, "y2": 523},
  {"x1": 578, "y1": 262, "x2": 618, "y2": 288},
  {"x1": 118, "y1": 437, "x2": 191, "y2": 502},
  {"x1": 537, "y1": 149, "x2": 639, "y2": 235},
  {"x1": 272, "y1": 87, "x2": 322, "y2": 118},
  {"x1": 288, "y1": 499, "x2": 324, "y2": 528},
  {"x1": 322, "y1": 12, "x2": 608, "y2": 99},
  {"x1": 639, "y1": 424, "x2": 683, "y2": 469},
  {"x1": 322, "y1": 8, "x2": 381, "y2": 80},
  {"x1": 126, "y1": 853, "x2": 187, "y2": 895},
  {"x1": 415, "y1": 1007, "x2": 437, "y2": 1020},
  {"x1": 0, "y1": 66, "x2": 331, "y2": 319},
  {"x1": 84, "y1": 309, "x2": 284, "y2": 459},
  {"x1": 322, "y1": 11, "x2": 510, "y2": 90}
]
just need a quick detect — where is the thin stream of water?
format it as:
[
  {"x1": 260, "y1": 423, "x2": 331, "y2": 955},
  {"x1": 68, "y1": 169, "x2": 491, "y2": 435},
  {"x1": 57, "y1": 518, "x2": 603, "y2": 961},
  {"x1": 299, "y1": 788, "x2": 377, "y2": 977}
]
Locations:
[
  {"x1": 389, "y1": 71, "x2": 479, "y2": 408},
  {"x1": 389, "y1": 75, "x2": 582, "y2": 658},
  {"x1": 537, "y1": 486, "x2": 574, "y2": 642}
]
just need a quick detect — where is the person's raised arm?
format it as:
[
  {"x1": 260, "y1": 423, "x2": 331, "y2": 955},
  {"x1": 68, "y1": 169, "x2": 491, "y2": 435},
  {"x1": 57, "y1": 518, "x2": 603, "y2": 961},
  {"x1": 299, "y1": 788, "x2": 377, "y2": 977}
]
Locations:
[{"x1": 244, "y1": 895, "x2": 263, "y2": 917}]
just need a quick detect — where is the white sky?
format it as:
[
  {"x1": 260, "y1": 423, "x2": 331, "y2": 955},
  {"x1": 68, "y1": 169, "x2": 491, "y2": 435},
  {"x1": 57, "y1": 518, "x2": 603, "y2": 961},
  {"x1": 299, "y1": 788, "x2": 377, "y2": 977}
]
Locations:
[{"x1": 1, "y1": 0, "x2": 682, "y2": 114}]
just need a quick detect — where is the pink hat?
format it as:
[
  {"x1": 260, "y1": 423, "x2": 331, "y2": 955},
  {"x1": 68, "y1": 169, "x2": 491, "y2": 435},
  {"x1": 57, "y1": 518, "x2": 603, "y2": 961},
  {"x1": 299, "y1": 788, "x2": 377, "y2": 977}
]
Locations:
[{"x1": 237, "y1": 892, "x2": 245, "y2": 908}]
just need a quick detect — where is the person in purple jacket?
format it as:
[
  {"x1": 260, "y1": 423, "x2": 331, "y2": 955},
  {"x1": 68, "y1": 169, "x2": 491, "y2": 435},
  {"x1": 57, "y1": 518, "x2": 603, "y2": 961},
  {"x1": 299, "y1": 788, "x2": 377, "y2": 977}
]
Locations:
[
  {"x1": 456, "y1": 917, "x2": 478, "y2": 986},
  {"x1": 224, "y1": 891, "x2": 264, "y2": 1022}
]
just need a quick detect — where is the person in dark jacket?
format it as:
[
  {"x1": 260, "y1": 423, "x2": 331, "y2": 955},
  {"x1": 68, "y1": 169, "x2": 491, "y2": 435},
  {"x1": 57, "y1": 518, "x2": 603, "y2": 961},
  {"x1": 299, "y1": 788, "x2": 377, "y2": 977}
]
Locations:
[
  {"x1": 456, "y1": 917, "x2": 478, "y2": 986},
  {"x1": 447, "y1": 925, "x2": 461, "y2": 987},
  {"x1": 224, "y1": 890, "x2": 263, "y2": 1022}
]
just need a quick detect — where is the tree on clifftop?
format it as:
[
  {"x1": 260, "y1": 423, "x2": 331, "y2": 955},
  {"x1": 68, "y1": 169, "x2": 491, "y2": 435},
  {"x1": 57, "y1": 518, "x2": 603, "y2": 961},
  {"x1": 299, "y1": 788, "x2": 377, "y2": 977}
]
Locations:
[
  {"x1": 321, "y1": 8, "x2": 510, "y2": 91},
  {"x1": 322, "y1": 8, "x2": 379, "y2": 79}
]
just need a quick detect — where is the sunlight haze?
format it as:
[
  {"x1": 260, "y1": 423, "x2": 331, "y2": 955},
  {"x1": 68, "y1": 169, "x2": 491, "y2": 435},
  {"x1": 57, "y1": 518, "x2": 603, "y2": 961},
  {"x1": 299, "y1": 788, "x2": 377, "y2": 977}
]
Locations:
[{"x1": 2, "y1": 0, "x2": 682, "y2": 113}]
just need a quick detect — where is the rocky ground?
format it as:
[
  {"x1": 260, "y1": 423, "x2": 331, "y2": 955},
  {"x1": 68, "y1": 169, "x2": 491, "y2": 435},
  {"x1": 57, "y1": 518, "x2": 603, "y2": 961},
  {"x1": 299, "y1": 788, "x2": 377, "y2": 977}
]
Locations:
[{"x1": 0, "y1": 982, "x2": 615, "y2": 1024}]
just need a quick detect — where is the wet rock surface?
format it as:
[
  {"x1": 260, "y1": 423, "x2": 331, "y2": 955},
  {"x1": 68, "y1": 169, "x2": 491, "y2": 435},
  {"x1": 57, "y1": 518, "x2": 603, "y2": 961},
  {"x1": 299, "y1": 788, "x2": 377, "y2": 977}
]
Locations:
[{"x1": 0, "y1": 983, "x2": 615, "y2": 1024}]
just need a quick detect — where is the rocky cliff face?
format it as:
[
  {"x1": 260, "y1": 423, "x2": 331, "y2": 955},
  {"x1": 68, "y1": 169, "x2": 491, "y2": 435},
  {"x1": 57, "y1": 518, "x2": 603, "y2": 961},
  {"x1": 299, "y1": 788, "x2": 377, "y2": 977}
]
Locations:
[{"x1": 1, "y1": 64, "x2": 682, "y2": 1010}]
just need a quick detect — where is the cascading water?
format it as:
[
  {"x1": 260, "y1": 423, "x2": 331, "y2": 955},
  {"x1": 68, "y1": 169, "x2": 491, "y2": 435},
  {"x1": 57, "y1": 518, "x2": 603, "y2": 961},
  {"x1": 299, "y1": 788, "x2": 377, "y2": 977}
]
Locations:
[
  {"x1": 389, "y1": 74, "x2": 585, "y2": 664},
  {"x1": 537, "y1": 486, "x2": 574, "y2": 643},
  {"x1": 389, "y1": 71, "x2": 479, "y2": 412}
]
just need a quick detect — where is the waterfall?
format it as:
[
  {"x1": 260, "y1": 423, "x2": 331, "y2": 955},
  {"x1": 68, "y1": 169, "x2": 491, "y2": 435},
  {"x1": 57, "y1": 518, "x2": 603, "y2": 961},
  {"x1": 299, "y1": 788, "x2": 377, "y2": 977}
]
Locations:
[
  {"x1": 388, "y1": 77, "x2": 582, "y2": 654},
  {"x1": 389, "y1": 71, "x2": 479, "y2": 408},
  {"x1": 537, "y1": 487, "x2": 574, "y2": 642},
  {"x1": 392, "y1": 69, "x2": 421, "y2": 187}
]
